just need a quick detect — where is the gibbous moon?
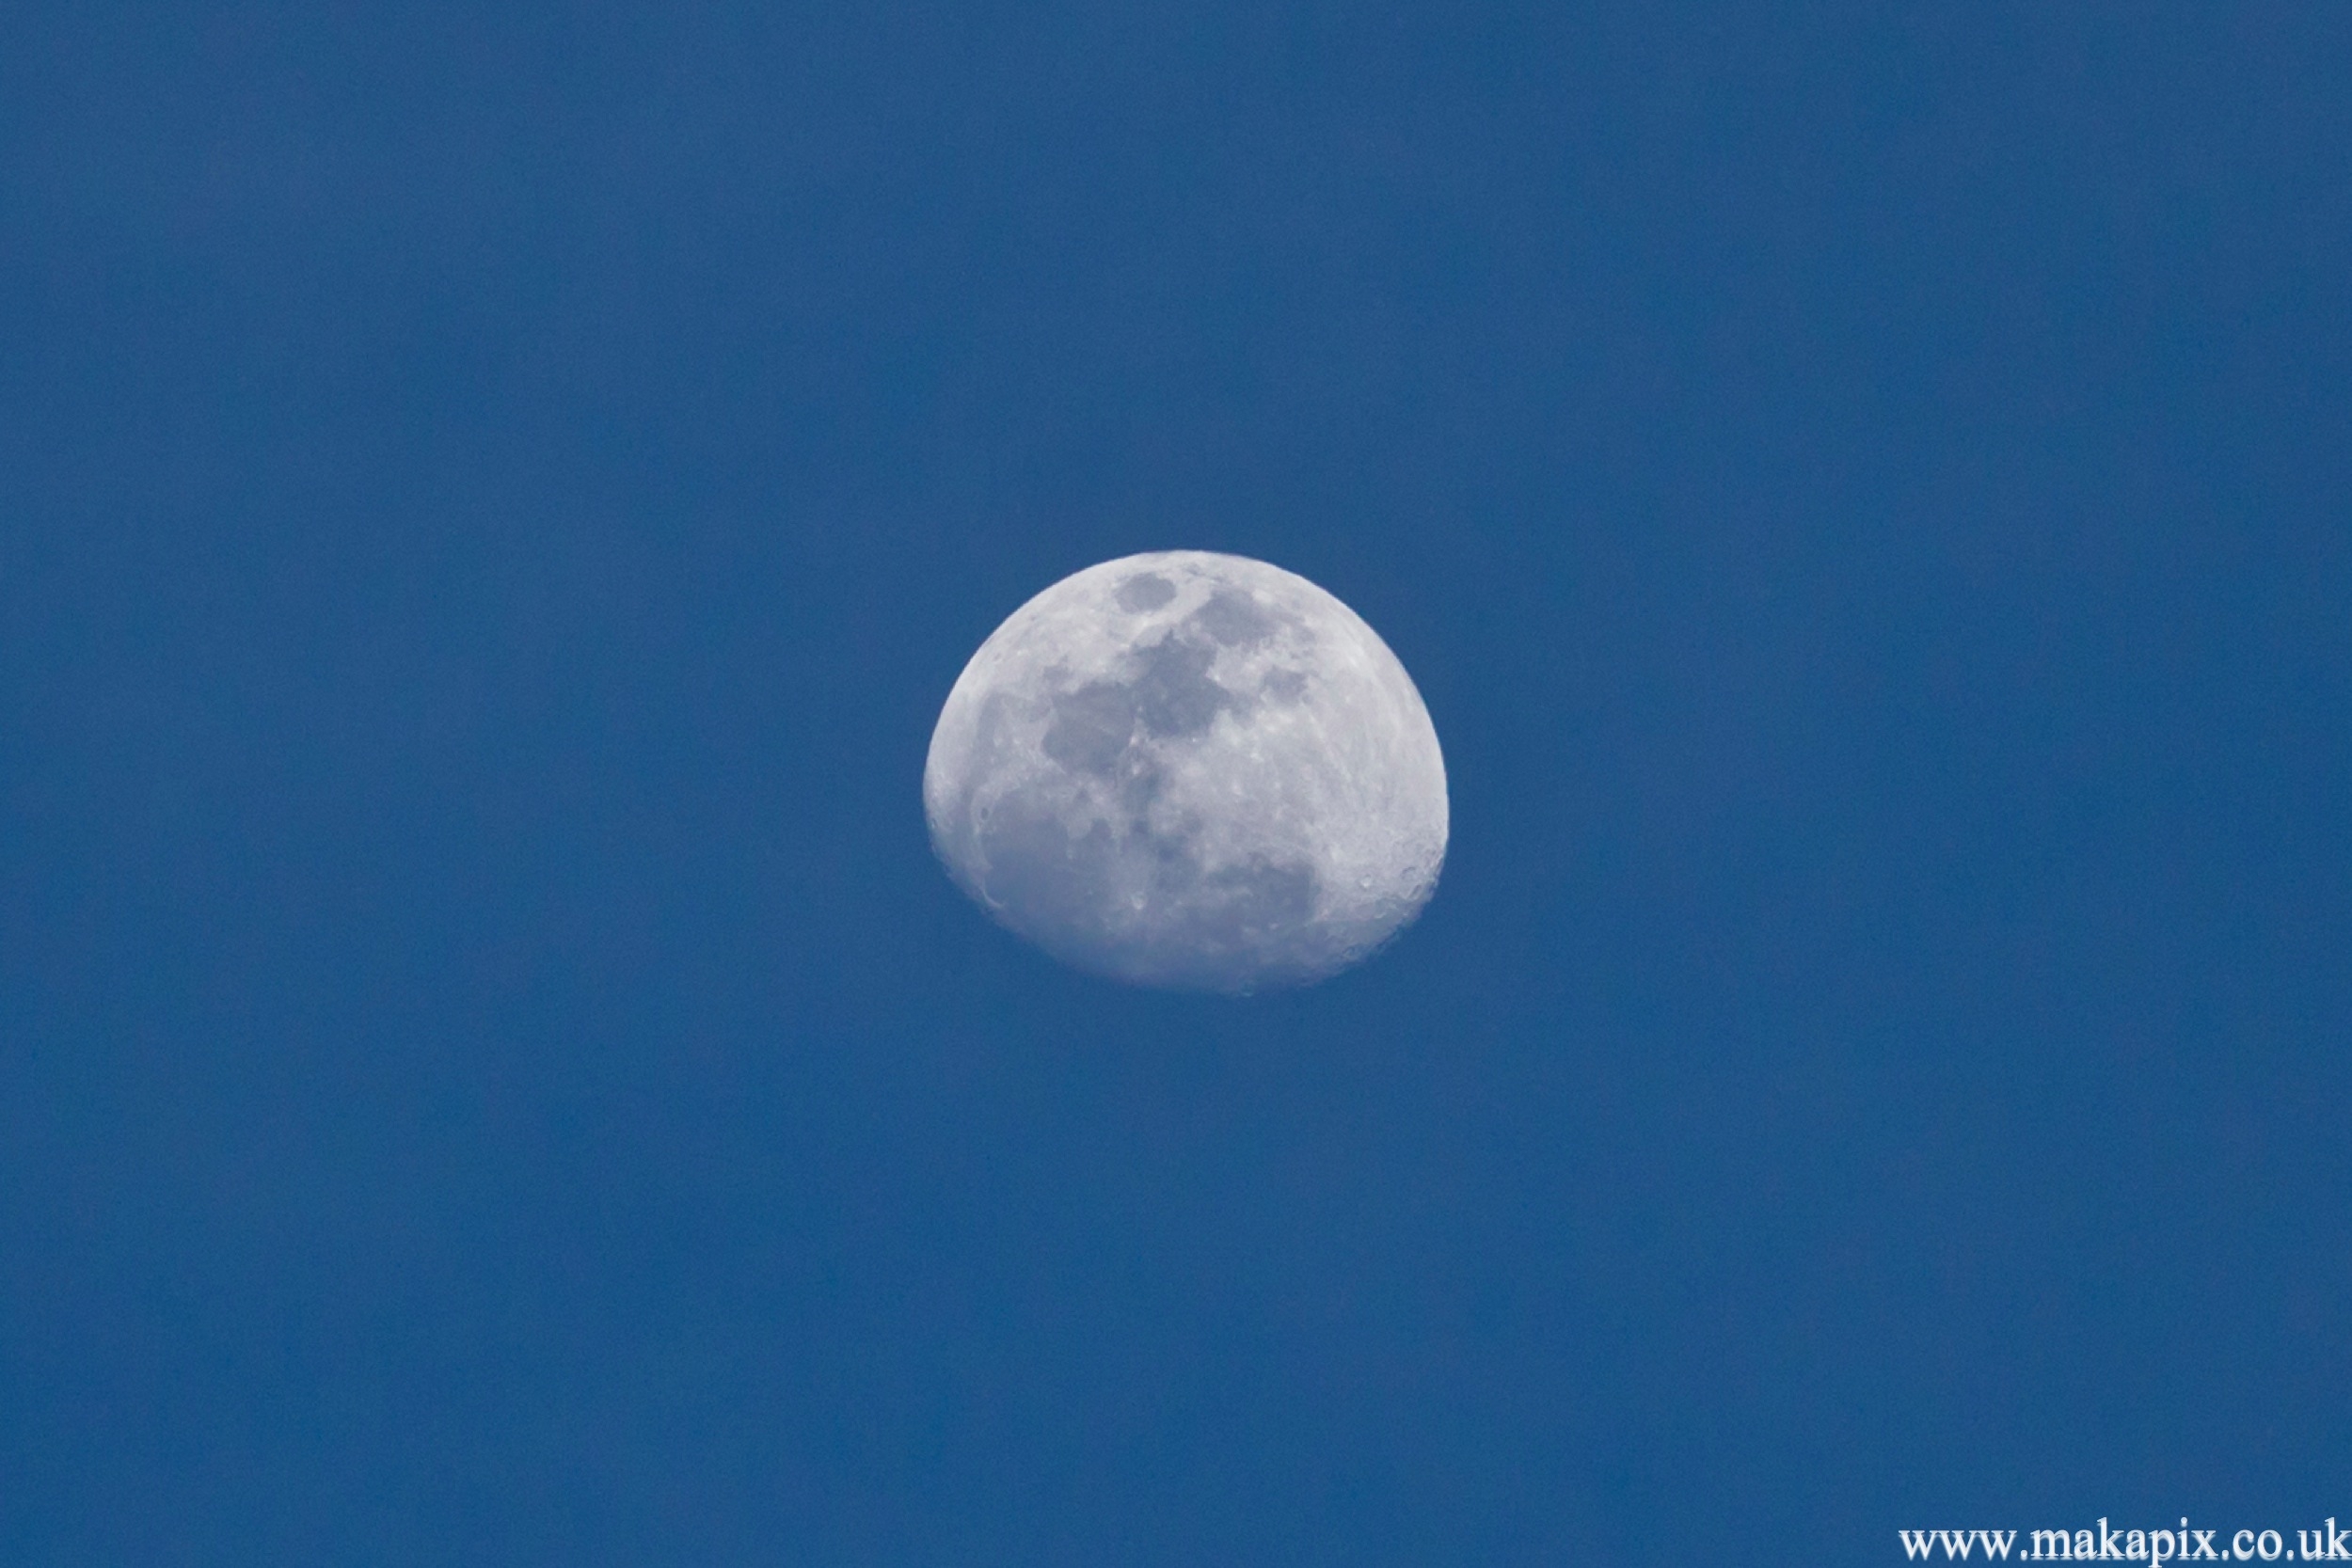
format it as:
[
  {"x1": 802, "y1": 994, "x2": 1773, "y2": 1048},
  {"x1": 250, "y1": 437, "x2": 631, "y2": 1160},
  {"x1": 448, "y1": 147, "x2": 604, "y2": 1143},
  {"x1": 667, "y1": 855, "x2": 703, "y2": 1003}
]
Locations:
[{"x1": 924, "y1": 551, "x2": 1447, "y2": 992}]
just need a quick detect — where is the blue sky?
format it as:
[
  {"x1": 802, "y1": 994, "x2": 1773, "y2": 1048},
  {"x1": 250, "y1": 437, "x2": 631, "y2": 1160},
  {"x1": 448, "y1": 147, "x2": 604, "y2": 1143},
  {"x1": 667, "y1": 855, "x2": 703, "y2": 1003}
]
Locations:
[{"x1": 4, "y1": 5, "x2": 2348, "y2": 1563}]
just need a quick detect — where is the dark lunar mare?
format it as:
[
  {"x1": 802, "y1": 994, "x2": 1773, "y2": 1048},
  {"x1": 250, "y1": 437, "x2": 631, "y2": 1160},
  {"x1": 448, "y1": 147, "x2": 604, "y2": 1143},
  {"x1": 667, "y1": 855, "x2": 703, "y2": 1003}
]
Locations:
[
  {"x1": 1127, "y1": 635, "x2": 1228, "y2": 739},
  {"x1": 1040, "y1": 635, "x2": 1228, "y2": 778},
  {"x1": 1190, "y1": 587, "x2": 1279, "y2": 647},
  {"x1": 1114, "y1": 572, "x2": 1176, "y2": 611},
  {"x1": 964, "y1": 626, "x2": 1341, "y2": 990}
]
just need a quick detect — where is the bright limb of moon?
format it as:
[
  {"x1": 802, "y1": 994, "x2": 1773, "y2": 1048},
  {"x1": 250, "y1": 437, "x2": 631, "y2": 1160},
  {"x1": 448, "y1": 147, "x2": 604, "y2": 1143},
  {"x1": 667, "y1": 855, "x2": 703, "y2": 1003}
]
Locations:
[{"x1": 923, "y1": 550, "x2": 1447, "y2": 992}]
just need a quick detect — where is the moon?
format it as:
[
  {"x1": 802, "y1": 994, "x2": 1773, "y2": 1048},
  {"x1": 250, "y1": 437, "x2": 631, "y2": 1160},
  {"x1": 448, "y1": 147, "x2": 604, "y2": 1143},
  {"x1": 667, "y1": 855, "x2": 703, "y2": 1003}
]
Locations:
[{"x1": 923, "y1": 551, "x2": 1447, "y2": 992}]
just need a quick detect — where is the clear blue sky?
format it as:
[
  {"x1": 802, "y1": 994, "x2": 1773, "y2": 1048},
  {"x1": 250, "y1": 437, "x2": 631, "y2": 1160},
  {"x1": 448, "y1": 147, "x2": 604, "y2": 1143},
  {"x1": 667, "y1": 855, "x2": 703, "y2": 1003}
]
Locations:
[{"x1": 4, "y1": 4, "x2": 2347, "y2": 1563}]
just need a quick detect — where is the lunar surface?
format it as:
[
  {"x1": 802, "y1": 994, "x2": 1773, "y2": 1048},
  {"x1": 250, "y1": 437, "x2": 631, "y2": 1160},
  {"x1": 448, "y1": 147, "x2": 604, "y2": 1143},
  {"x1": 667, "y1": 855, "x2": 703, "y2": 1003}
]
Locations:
[{"x1": 924, "y1": 551, "x2": 1447, "y2": 992}]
